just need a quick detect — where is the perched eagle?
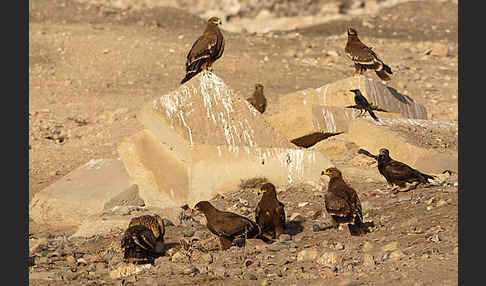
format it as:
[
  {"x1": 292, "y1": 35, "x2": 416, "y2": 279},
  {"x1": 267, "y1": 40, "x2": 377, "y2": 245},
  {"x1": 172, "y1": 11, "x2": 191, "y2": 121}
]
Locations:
[
  {"x1": 345, "y1": 27, "x2": 392, "y2": 81},
  {"x1": 321, "y1": 167, "x2": 364, "y2": 235},
  {"x1": 180, "y1": 17, "x2": 225, "y2": 84},
  {"x1": 121, "y1": 214, "x2": 165, "y2": 263},
  {"x1": 192, "y1": 201, "x2": 261, "y2": 250},
  {"x1": 255, "y1": 183, "x2": 286, "y2": 241},
  {"x1": 246, "y1": 83, "x2": 267, "y2": 113},
  {"x1": 358, "y1": 148, "x2": 436, "y2": 192}
]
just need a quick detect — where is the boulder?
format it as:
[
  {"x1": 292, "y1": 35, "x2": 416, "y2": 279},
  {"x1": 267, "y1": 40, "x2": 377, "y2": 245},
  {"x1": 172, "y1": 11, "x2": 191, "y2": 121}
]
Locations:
[
  {"x1": 29, "y1": 158, "x2": 132, "y2": 228},
  {"x1": 265, "y1": 76, "x2": 425, "y2": 141},
  {"x1": 118, "y1": 73, "x2": 333, "y2": 209}
]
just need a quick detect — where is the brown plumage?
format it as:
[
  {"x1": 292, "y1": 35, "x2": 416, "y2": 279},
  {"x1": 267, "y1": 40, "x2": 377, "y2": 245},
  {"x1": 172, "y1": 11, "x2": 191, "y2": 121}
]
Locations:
[
  {"x1": 121, "y1": 214, "x2": 165, "y2": 263},
  {"x1": 255, "y1": 183, "x2": 286, "y2": 240},
  {"x1": 321, "y1": 167, "x2": 363, "y2": 235},
  {"x1": 246, "y1": 83, "x2": 267, "y2": 113},
  {"x1": 345, "y1": 27, "x2": 392, "y2": 81},
  {"x1": 193, "y1": 201, "x2": 261, "y2": 250},
  {"x1": 181, "y1": 17, "x2": 225, "y2": 84},
  {"x1": 358, "y1": 148, "x2": 436, "y2": 191}
]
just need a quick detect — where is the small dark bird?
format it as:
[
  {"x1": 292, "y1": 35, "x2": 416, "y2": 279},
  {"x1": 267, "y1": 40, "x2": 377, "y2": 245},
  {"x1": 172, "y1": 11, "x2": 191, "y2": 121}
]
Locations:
[
  {"x1": 358, "y1": 148, "x2": 436, "y2": 192},
  {"x1": 181, "y1": 17, "x2": 225, "y2": 84},
  {"x1": 347, "y1": 89, "x2": 379, "y2": 122},
  {"x1": 321, "y1": 167, "x2": 364, "y2": 235},
  {"x1": 246, "y1": 83, "x2": 267, "y2": 113},
  {"x1": 121, "y1": 214, "x2": 165, "y2": 263},
  {"x1": 255, "y1": 183, "x2": 286, "y2": 241},
  {"x1": 345, "y1": 27, "x2": 393, "y2": 81},
  {"x1": 192, "y1": 201, "x2": 261, "y2": 250}
]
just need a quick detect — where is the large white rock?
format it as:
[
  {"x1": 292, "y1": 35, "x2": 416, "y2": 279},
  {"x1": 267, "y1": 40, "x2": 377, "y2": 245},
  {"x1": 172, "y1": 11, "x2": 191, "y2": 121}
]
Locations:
[
  {"x1": 29, "y1": 158, "x2": 132, "y2": 228},
  {"x1": 118, "y1": 73, "x2": 333, "y2": 208}
]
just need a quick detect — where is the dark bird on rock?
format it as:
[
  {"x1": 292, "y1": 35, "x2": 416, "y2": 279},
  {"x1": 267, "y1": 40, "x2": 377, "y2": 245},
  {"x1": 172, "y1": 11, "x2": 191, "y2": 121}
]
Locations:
[
  {"x1": 121, "y1": 214, "x2": 165, "y2": 263},
  {"x1": 347, "y1": 89, "x2": 380, "y2": 122},
  {"x1": 246, "y1": 83, "x2": 267, "y2": 113},
  {"x1": 345, "y1": 27, "x2": 392, "y2": 81},
  {"x1": 181, "y1": 17, "x2": 225, "y2": 84},
  {"x1": 358, "y1": 148, "x2": 436, "y2": 192},
  {"x1": 255, "y1": 183, "x2": 286, "y2": 241},
  {"x1": 321, "y1": 167, "x2": 364, "y2": 235},
  {"x1": 192, "y1": 201, "x2": 261, "y2": 250}
]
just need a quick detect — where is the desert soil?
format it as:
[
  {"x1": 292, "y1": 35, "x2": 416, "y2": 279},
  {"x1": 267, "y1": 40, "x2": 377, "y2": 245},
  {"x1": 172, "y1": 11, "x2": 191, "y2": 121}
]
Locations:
[{"x1": 29, "y1": 0, "x2": 458, "y2": 285}]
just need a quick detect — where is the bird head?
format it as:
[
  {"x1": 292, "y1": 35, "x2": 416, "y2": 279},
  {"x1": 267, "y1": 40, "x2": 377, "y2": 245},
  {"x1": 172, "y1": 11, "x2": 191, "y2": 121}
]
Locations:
[
  {"x1": 347, "y1": 27, "x2": 358, "y2": 36},
  {"x1": 208, "y1": 17, "x2": 222, "y2": 26},
  {"x1": 378, "y1": 148, "x2": 390, "y2": 156},
  {"x1": 321, "y1": 167, "x2": 342, "y2": 178},
  {"x1": 255, "y1": 83, "x2": 264, "y2": 90},
  {"x1": 258, "y1": 182, "x2": 275, "y2": 195},
  {"x1": 349, "y1": 89, "x2": 361, "y2": 95}
]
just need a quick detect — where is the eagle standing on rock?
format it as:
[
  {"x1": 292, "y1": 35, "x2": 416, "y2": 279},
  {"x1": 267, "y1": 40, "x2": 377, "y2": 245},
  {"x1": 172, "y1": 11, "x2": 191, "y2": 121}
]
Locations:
[
  {"x1": 346, "y1": 89, "x2": 380, "y2": 122},
  {"x1": 255, "y1": 183, "x2": 286, "y2": 241},
  {"x1": 246, "y1": 83, "x2": 267, "y2": 113},
  {"x1": 180, "y1": 17, "x2": 225, "y2": 84},
  {"x1": 345, "y1": 27, "x2": 392, "y2": 81},
  {"x1": 192, "y1": 201, "x2": 261, "y2": 250},
  {"x1": 121, "y1": 214, "x2": 166, "y2": 263},
  {"x1": 358, "y1": 148, "x2": 436, "y2": 192},
  {"x1": 321, "y1": 167, "x2": 364, "y2": 235}
]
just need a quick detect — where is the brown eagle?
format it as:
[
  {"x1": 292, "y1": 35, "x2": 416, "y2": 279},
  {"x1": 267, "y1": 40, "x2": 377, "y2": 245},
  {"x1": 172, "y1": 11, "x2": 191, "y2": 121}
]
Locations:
[
  {"x1": 192, "y1": 201, "x2": 261, "y2": 250},
  {"x1": 255, "y1": 182, "x2": 286, "y2": 241},
  {"x1": 180, "y1": 17, "x2": 225, "y2": 84},
  {"x1": 121, "y1": 214, "x2": 165, "y2": 263},
  {"x1": 345, "y1": 27, "x2": 392, "y2": 81},
  {"x1": 358, "y1": 148, "x2": 436, "y2": 192},
  {"x1": 322, "y1": 167, "x2": 364, "y2": 235}
]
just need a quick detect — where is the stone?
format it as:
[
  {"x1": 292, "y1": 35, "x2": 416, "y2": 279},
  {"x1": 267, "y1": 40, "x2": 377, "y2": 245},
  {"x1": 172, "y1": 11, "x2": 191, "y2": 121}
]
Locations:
[
  {"x1": 389, "y1": 249, "x2": 406, "y2": 261},
  {"x1": 289, "y1": 213, "x2": 305, "y2": 223},
  {"x1": 102, "y1": 184, "x2": 145, "y2": 211},
  {"x1": 316, "y1": 251, "x2": 343, "y2": 267},
  {"x1": 109, "y1": 263, "x2": 152, "y2": 279},
  {"x1": 278, "y1": 234, "x2": 291, "y2": 242},
  {"x1": 362, "y1": 254, "x2": 375, "y2": 266},
  {"x1": 171, "y1": 251, "x2": 188, "y2": 263},
  {"x1": 244, "y1": 273, "x2": 258, "y2": 280},
  {"x1": 211, "y1": 266, "x2": 227, "y2": 278},
  {"x1": 381, "y1": 242, "x2": 399, "y2": 252},
  {"x1": 29, "y1": 158, "x2": 131, "y2": 228},
  {"x1": 118, "y1": 73, "x2": 333, "y2": 209},
  {"x1": 297, "y1": 248, "x2": 319, "y2": 262}
]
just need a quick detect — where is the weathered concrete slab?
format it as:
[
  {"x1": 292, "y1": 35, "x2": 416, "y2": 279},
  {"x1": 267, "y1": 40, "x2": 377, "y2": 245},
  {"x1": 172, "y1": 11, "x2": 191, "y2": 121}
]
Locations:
[
  {"x1": 119, "y1": 129, "x2": 330, "y2": 209},
  {"x1": 349, "y1": 118, "x2": 458, "y2": 174},
  {"x1": 118, "y1": 73, "x2": 333, "y2": 208},
  {"x1": 269, "y1": 76, "x2": 427, "y2": 120},
  {"x1": 29, "y1": 158, "x2": 132, "y2": 228},
  {"x1": 267, "y1": 103, "x2": 403, "y2": 140}
]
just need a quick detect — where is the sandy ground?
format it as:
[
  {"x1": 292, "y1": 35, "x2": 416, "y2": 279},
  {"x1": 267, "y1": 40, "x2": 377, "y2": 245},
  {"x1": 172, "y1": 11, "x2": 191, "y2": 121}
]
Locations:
[{"x1": 29, "y1": 0, "x2": 458, "y2": 284}]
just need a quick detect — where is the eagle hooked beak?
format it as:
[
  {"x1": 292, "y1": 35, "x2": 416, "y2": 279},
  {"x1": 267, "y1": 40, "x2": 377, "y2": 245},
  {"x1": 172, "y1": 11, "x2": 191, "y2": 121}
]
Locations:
[
  {"x1": 192, "y1": 206, "x2": 199, "y2": 211},
  {"x1": 258, "y1": 189, "x2": 266, "y2": 195},
  {"x1": 321, "y1": 170, "x2": 329, "y2": 176}
]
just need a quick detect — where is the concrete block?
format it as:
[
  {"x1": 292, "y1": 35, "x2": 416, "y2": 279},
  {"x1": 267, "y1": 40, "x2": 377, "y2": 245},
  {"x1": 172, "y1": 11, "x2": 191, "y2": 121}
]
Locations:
[
  {"x1": 29, "y1": 158, "x2": 132, "y2": 228},
  {"x1": 118, "y1": 73, "x2": 333, "y2": 208}
]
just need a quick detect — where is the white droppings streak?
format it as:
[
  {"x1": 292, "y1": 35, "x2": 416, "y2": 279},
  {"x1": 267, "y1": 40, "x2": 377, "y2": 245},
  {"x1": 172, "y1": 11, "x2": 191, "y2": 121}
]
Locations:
[{"x1": 322, "y1": 109, "x2": 337, "y2": 133}]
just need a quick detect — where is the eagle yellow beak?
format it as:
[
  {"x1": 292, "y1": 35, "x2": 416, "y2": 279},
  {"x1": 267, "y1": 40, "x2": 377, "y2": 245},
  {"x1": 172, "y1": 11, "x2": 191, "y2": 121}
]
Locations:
[
  {"x1": 321, "y1": 170, "x2": 329, "y2": 176},
  {"x1": 192, "y1": 206, "x2": 199, "y2": 211}
]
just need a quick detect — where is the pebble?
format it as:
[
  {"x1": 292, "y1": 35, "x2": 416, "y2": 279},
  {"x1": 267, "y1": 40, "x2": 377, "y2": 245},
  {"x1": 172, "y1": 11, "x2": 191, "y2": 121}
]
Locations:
[
  {"x1": 200, "y1": 253, "x2": 213, "y2": 264},
  {"x1": 327, "y1": 50, "x2": 339, "y2": 57},
  {"x1": 289, "y1": 213, "x2": 305, "y2": 223},
  {"x1": 362, "y1": 254, "x2": 375, "y2": 266},
  {"x1": 297, "y1": 249, "x2": 319, "y2": 262},
  {"x1": 171, "y1": 251, "x2": 187, "y2": 263},
  {"x1": 279, "y1": 234, "x2": 292, "y2": 242},
  {"x1": 389, "y1": 249, "x2": 406, "y2": 261},
  {"x1": 183, "y1": 266, "x2": 199, "y2": 276},
  {"x1": 244, "y1": 273, "x2": 258, "y2": 280},
  {"x1": 362, "y1": 241, "x2": 375, "y2": 252},
  {"x1": 317, "y1": 251, "x2": 342, "y2": 267},
  {"x1": 381, "y1": 241, "x2": 399, "y2": 252},
  {"x1": 211, "y1": 266, "x2": 227, "y2": 278}
]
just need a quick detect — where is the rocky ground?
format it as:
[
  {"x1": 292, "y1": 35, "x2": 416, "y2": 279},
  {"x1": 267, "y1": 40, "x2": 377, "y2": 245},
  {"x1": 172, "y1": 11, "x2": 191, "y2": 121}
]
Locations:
[{"x1": 29, "y1": 0, "x2": 458, "y2": 285}]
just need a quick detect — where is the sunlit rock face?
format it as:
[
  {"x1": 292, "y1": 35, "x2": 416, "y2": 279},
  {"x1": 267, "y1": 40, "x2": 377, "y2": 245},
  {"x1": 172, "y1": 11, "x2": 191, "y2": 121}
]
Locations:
[{"x1": 118, "y1": 73, "x2": 333, "y2": 208}]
